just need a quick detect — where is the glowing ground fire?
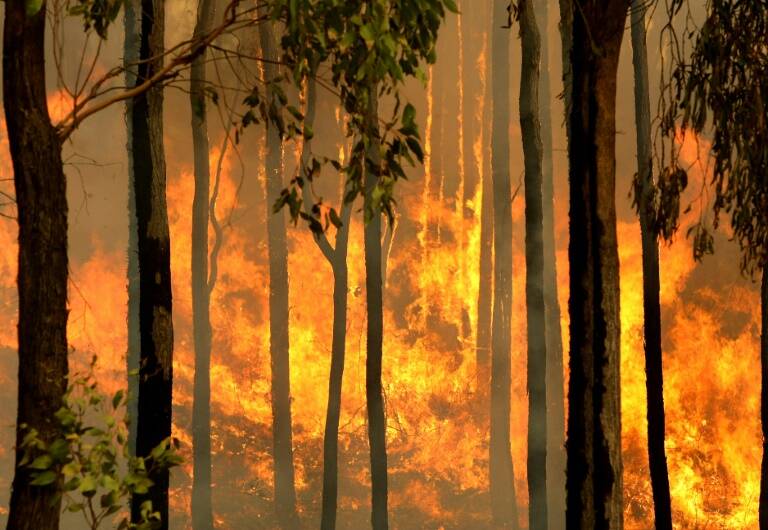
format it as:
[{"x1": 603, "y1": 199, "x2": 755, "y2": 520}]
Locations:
[{"x1": 0, "y1": 16, "x2": 762, "y2": 530}]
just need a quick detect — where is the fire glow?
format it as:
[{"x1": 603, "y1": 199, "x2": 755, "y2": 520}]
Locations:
[{"x1": 0, "y1": 23, "x2": 762, "y2": 530}]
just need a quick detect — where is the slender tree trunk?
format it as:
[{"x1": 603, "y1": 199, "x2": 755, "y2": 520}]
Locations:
[
  {"x1": 557, "y1": 0, "x2": 572, "y2": 142},
  {"x1": 631, "y1": 2, "x2": 673, "y2": 528},
  {"x1": 490, "y1": 1, "x2": 520, "y2": 527},
  {"x1": 565, "y1": 2, "x2": 628, "y2": 528},
  {"x1": 476, "y1": 5, "x2": 494, "y2": 390},
  {"x1": 258, "y1": 20, "x2": 299, "y2": 528},
  {"x1": 296, "y1": 81, "x2": 355, "y2": 530},
  {"x1": 538, "y1": 0, "x2": 566, "y2": 525},
  {"x1": 320, "y1": 230, "x2": 351, "y2": 530},
  {"x1": 190, "y1": 0, "x2": 216, "y2": 527},
  {"x1": 428, "y1": 61, "x2": 444, "y2": 246},
  {"x1": 761, "y1": 267, "x2": 768, "y2": 530},
  {"x1": 4, "y1": 4, "x2": 68, "y2": 529},
  {"x1": 125, "y1": 0, "x2": 141, "y2": 459},
  {"x1": 130, "y1": 0, "x2": 174, "y2": 525},
  {"x1": 460, "y1": 0, "x2": 484, "y2": 343},
  {"x1": 363, "y1": 88, "x2": 389, "y2": 530},
  {"x1": 519, "y1": 1, "x2": 548, "y2": 528}
]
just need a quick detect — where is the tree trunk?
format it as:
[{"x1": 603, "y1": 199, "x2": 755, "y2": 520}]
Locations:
[
  {"x1": 761, "y1": 267, "x2": 768, "y2": 530},
  {"x1": 490, "y1": 1, "x2": 520, "y2": 526},
  {"x1": 519, "y1": 1, "x2": 548, "y2": 528},
  {"x1": 565, "y1": 2, "x2": 627, "y2": 528},
  {"x1": 190, "y1": 0, "x2": 216, "y2": 527},
  {"x1": 258, "y1": 20, "x2": 299, "y2": 529},
  {"x1": 125, "y1": 0, "x2": 141, "y2": 459},
  {"x1": 557, "y1": 0, "x2": 572, "y2": 142},
  {"x1": 538, "y1": 0, "x2": 566, "y2": 525},
  {"x1": 4, "y1": 4, "x2": 69, "y2": 529},
  {"x1": 130, "y1": 0, "x2": 175, "y2": 525},
  {"x1": 461, "y1": 0, "x2": 484, "y2": 219},
  {"x1": 476, "y1": 3, "x2": 494, "y2": 390},
  {"x1": 631, "y1": 1, "x2": 672, "y2": 528},
  {"x1": 320, "y1": 223, "x2": 351, "y2": 530},
  {"x1": 295, "y1": 81, "x2": 355, "y2": 530},
  {"x1": 363, "y1": 88, "x2": 389, "y2": 530}
]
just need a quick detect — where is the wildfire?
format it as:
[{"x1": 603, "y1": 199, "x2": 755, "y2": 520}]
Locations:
[{"x1": 0, "y1": 45, "x2": 763, "y2": 530}]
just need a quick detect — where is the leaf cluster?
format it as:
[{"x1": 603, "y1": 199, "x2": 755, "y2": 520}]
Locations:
[
  {"x1": 19, "y1": 359, "x2": 183, "y2": 530},
  {"x1": 241, "y1": 0, "x2": 456, "y2": 232},
  {"x1": 66, "y1": 0, "x2": 124, "y2": 38},
  {"x1": 659, "y1": 0, "x2": 768, "y2": 275}
]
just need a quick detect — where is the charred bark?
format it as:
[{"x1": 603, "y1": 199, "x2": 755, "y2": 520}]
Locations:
[
  {"x1": 258, "y1": 20, "x2": 299, "y2": 528},
  {"x1": 631, "y1": 1, "x2": 672, "y2": 528},
  {"x1": 519, "y1": 0, "x2": 548, "y2": 528},
  {"x1": 125, "y1": 0, "x2": 141, "y2": 458},
  {"x1": 4, "y1": 3, "x2": 69, "y2": 529},
  {"x1": 565, "y1": 1, "x2": 628, "y2": 528},
  {"x1": 130, "y1": 0, "x2": 175, "y2": 524},
  {"x1": 363, "y1": 89, "x2": 389, "y2": 530},
  {"x1": 190, "y1": 0, "x2": 216, "y2": 527},
  {"x1": 490, "y1": 0, "x2": 520, "y2": 527},
  {"x1": 537, "y1": 0, "x2": 566, "y2": 525}
]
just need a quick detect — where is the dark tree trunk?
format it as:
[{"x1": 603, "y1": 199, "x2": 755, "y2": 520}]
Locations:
[
  {"x1": 363, "y1": 89, "x2": 389, "y2": 530},
  {"x1": 4, "y1": 4, "x2": 69, "y2": 529},
  {"x1": 125, "y1": 0, "x2": 141, "y2": 459},
  {"x1": 631, "y1": 1, "x2": 673, "y2": 528},
  {"x1": 190, "y1": 0, "x2": 216, "y2": 527},
  {"x1": 519, "y1": 1, "x2": 548, "y2": 528},
  {"x1": 320, "y1": 227, "x2": 351, "y2": 530},
  {"x1": 130, "y1": 0, "x2": 175, "y2": 525},
  {"x1": 538, "y1": 0, "x2": 566, "y2": 525},
  {"x1": 490, "y1": 1, "x2": 520, "y2": 527},
  {"x1": 295, "y1": 81, "x2": 355, "y2": 530},
  {"x1": 761, "y1": 268, "x2": 768, "y2": 530},
  {"x1": 258, "y1": 20, "x2": 299, "y2": 529},
  {"x1": 565, "y1": 1, "x2": 628, "y2": 528}
]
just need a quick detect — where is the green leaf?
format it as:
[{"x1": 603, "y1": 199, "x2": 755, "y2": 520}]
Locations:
[
  {"x1": 79, "y1": 474, "x2": 97, "y2": 497},
  {"x1": 29, "y1": 454, "x2": 53, "y2": 470},
  {"x1": 29, "y1": 470, "x2": 57, "y2": 486},
  {"x1": 360, "y1": 24, "x2": 376, "y2": 47},
  {"x1": 25, "y1": 0, "x2": 44, "y2": 16},
  {"x1": 112, "y1": 389, "x2": 124, "y2": 409}
]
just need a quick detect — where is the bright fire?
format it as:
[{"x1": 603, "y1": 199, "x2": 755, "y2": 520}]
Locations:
[{"x1": 0, "y1": 23, "x2": 763, "y2": 530}]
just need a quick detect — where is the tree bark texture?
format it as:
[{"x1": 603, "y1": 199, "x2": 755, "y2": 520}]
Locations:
[
  {"x1": 477, "y1": 30, "x2": 494, "y2": 390},
  {"x1": 130, "y1": 0, "x2": 175, "y2": 525},
  {"x1": 631, "y1": 1, "x2": 673, "y2": 528},
  {"x1": 490, "y1": 1, "x2": 520, "y2": 527},
  {"x1": 364, "y1": 89, "x2": 389, "y2": 530},
  {"x1": 520, "y1": 1, "x2": 548, "y2": 528},
  {"x1": 125, "y1": 0, "x2": 141, "y2": 459},
  {"x1": 4, "y1": 3, "x2": 69, "y2": 529},
  {"x1": 258, "y1": 20, "x2": 299, "y2": 529},
  {"x1": 537, "y1": 0, "x2": 566, "y2": 525},
  {"x1": 190, "y1": 0, "x2": 216, "y2": 527},
  {"x1": 565, "y1": 2, "x2": 628, "y2": 528}
]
